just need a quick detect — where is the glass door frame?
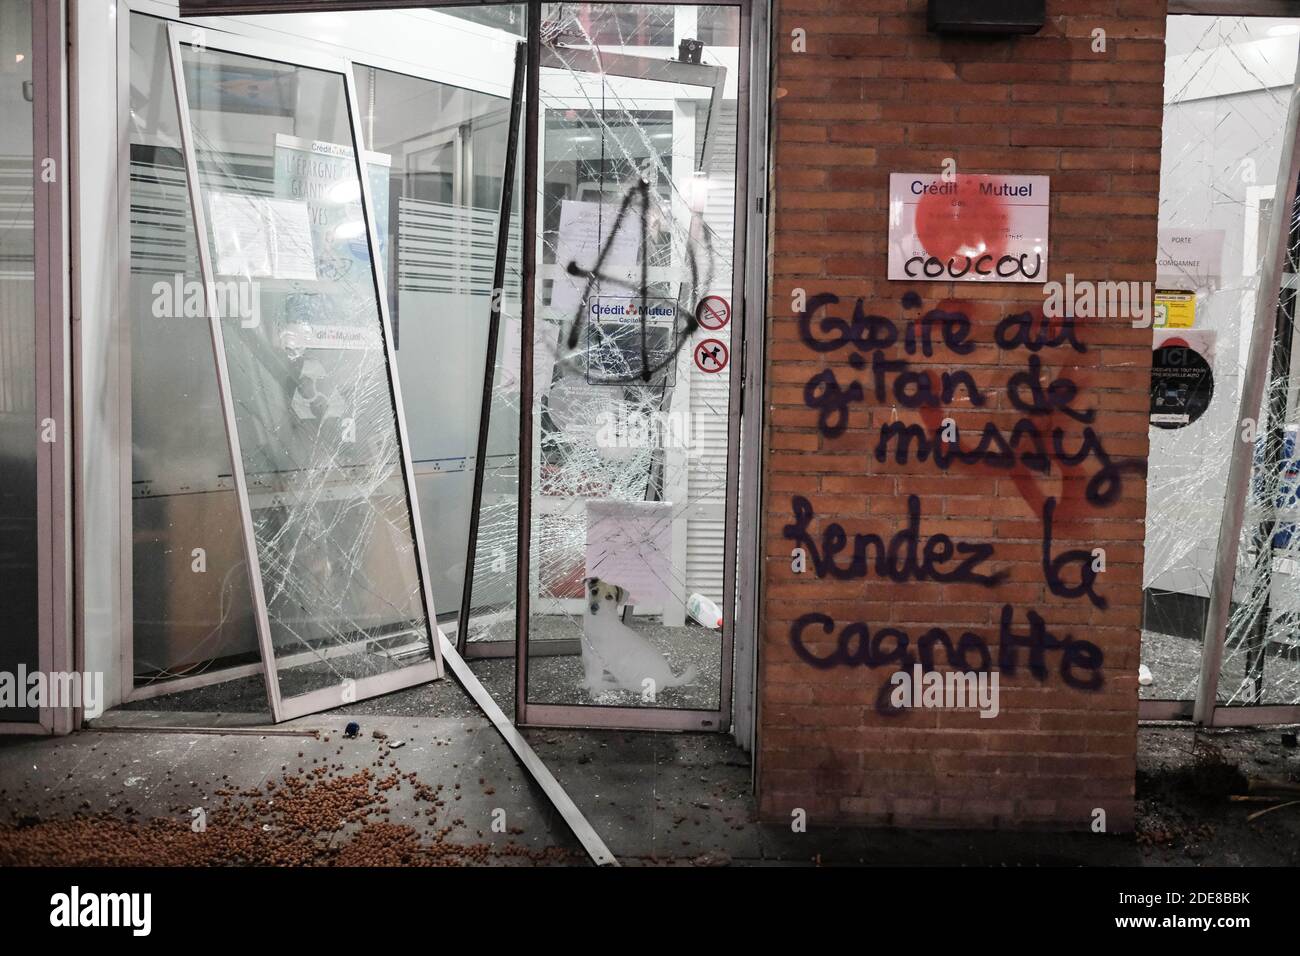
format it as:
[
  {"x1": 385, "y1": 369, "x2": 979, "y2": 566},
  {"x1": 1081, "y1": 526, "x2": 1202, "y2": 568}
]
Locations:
[
  {"x1": 515, "y1": 0, "x2": 752, "y2": 732},
  {"x1": 165, "y1": 22, "x2": 444, "y2": 722}
]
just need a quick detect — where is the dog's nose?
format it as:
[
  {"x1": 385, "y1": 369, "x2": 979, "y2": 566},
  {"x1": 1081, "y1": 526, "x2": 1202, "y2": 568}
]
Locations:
[{"x1": 590, "y1": 603, "x2": 599, "y2": 615}]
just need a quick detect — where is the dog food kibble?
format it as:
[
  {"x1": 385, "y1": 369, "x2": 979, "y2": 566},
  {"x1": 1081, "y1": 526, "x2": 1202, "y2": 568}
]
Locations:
[{"x1": 0, "y1": 767, "x2": 577, "y2": 867}]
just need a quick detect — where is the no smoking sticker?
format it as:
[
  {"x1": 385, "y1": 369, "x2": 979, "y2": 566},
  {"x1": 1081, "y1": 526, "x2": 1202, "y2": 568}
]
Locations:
[
  {"x1": 694, "y1": 338, "x2": 729, "y2": 373},
  {"x1": 697, "y1": 295, "x2": 731, "y2": 331}
]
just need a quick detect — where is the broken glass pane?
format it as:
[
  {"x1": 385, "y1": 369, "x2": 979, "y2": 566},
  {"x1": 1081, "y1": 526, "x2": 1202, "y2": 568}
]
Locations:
[
  {"x1": 524, "y1": 3, "x2": 741, "y2": 711},
  {"x1": 1142, "y1": 15, "x2": 1300, "y2": 702},
  {"x1": 1215, "y1": 166, "x2": 1300, "y2": 708},
  {"x1": 175, "y1": 38, "x2": 437, "y2": 710}
]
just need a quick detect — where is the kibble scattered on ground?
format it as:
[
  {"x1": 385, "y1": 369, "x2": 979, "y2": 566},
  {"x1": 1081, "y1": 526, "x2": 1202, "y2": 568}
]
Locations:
[{"x1": 0, "y1": 765, "x2": 578, "y2": 867}]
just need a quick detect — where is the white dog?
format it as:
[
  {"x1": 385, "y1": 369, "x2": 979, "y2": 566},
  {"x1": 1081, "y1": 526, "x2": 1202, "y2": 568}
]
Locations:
[{"x1": 580, "y1": 577, "x2": 697, "y2": 694}]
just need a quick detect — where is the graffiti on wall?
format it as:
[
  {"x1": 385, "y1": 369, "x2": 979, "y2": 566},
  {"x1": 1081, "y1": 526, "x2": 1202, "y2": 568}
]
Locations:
[{"x1": 784, "y1": 291, "x2": 1146, "y2": 713}]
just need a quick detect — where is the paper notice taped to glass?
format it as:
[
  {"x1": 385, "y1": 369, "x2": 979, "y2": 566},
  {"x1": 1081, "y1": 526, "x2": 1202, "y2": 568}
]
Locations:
[
  {"x1": 586, "y1": 499, "x2": 675, "y2": 608},
  {"x1": 208, "y1": 191, "x2": 317, "y2": 280},
  {"x1": 551, "y1": 199, "x2": 642, "y2": 314}
]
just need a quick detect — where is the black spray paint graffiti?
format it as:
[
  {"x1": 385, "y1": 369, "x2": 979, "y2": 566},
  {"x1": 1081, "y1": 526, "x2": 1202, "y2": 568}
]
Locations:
[
  {"x1": 798, "y1": 292, "x2": 1144, "y2": 507},
  {"x1": 560, "y1": 178, "x2": 720, "y2": 384},
  {"x1": 783, "y1": 494, "x2": 1009, "y2": 587},
  {"x1": 789, "y1": 603, "x2": 1105, "y2": 714},
  {"x1": 786, "y1": 292, "x2": 1145, "y2": 713},
  {"x1": 902, "y1": 251, "x2": 1045, "y2": 282}
]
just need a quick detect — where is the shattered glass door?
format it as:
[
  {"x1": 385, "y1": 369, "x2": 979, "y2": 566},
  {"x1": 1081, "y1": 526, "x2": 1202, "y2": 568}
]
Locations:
[
  {"x1": 1143, "y1": 16, "x2": 1300, "y2": 718},
  {"x1": 169, "y1": 26, "x2": 441, "y2": 721},
  {"x1": 520, "y1": 3, "x2": 744, "y2": 727}
]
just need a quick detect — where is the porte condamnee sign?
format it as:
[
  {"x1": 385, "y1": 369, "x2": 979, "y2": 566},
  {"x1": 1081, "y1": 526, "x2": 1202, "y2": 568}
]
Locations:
[{"x1": 887, "y1": 172, "x2": 1050, "y2": 283}]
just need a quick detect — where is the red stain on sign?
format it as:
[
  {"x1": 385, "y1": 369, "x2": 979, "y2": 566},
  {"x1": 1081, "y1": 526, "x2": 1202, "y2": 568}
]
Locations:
[{"x1": 914, "y1": 174, "x2": 1011, "y2": 263}]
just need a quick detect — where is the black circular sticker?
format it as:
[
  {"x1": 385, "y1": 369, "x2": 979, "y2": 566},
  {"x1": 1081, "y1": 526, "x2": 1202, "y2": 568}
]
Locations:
[{"x1": 1150, "y1": 342, "x2": 1213, "y2": 429}]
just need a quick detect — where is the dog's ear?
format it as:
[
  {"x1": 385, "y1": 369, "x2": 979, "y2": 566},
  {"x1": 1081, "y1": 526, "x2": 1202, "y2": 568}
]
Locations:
[
  {"x1": 586, "y1": 576, "x2": 599, "y2": 592},
  {"x1": 614, "y1": 585, "x2": 625, "y2": 604}
]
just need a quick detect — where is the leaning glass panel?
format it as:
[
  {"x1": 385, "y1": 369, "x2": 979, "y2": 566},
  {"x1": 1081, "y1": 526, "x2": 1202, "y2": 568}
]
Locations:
[{"x1": 175, "y1": 38, "x2": 437, "y2": 709}]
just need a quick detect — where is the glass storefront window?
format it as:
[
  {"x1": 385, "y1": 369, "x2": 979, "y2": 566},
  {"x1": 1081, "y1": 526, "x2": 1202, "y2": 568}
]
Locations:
[
  {"x1": 1145, "y1": 15, "x2": 1300, "y2": 711},
  {"x1": 520, "y1": 2, "x2": 742, "y2": 720},
  {"x1": 0, "y1": 0, "x2": 39, "y2": 722}
]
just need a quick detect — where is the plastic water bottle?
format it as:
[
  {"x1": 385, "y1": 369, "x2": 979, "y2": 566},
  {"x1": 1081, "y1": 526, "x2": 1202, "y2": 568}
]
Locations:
[{"x1": 686, "y1": 593, "x2": 723, "y2": 630}]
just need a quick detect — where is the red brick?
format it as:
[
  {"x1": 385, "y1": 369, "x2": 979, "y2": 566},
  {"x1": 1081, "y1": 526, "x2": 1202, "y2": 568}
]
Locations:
[{"x1": 758, "y1": 0, "x2": 1156, "y2": 833}]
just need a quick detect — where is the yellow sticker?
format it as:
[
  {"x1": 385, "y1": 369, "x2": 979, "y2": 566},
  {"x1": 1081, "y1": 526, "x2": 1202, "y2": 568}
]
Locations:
[{"x1": 1154, "y1": 290, "x2": 1195, "y2": 329}]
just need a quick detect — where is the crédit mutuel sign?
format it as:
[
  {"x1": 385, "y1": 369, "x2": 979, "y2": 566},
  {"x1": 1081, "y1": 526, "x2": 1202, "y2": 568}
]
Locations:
[{"x1": 887, "y1": 173, "x2": 1050, "y2": 283}]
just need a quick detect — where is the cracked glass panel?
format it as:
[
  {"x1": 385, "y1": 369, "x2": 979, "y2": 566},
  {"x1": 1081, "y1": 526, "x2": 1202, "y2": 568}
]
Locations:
[
  {"x1": 525, "y1": 3, "x2": 740, "y2": 711},
  {"x1": 1141, "y1": 16, "x2": 1300, "y2": 702},
  {"x1": 175, "y1": 38, "x2": 437, "y2": 709},
  {"x1": 1216, "y1": 164, "x2": 1300, "y2": 709}
]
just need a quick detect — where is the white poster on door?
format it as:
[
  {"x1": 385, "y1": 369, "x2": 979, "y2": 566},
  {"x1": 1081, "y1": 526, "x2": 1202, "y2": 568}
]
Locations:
[
  {"x1": 551, "y1": 199, "x2": 642, "y2": 315},
  {"x1": 585, "y1": 499, "x2": 674, "y2": 607}
]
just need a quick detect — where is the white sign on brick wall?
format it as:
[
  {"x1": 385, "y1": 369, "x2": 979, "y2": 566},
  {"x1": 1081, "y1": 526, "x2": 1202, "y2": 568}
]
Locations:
[{"x1": 888, "y1": 173, "x2": 1050, "y2": 283}]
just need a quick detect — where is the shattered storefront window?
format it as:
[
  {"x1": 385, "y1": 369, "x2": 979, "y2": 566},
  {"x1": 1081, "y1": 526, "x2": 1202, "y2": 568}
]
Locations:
[
  {"x1": 127, "y1": 8, "x2": 534, "y2": 709},
  {"x1": 1143, "y1": 16, "x2": 1300, "y2": 708},
  {"x1": 521, "y1": 3, "x2": 740, "y2": 711}
]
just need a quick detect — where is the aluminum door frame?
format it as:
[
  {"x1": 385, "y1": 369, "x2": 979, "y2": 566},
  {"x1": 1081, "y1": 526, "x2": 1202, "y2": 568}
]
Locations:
[{"x1": 166, "y1": 22, "x2": 443, "y2": 722}]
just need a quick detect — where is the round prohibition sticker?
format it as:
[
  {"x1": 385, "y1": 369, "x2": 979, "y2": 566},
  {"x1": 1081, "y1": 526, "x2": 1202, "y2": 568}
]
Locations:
[
  {"x1": 694, "y1": 338, "x2": 729, "y2": 373},
  {"x1": 697, "y1": 295, "x2": 731, "y2": 331}
]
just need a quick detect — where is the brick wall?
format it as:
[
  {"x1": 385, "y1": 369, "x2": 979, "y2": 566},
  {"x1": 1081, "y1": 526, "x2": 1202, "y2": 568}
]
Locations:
[{"x1": 758, "y1": 0, "x2": 1167, "y2": 830}]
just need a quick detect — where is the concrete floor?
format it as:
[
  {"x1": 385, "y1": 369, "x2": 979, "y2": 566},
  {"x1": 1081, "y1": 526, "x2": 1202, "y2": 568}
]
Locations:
[
  {"x1": 5, "y1": 651, "x2": 1300, "y2": 866},
  {"x1": 1141, "y1": 629, "x2": 1300, "y2": 703},
  {"x1": 522, "y1": 617, "x2": 723, "y2": 710}
]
